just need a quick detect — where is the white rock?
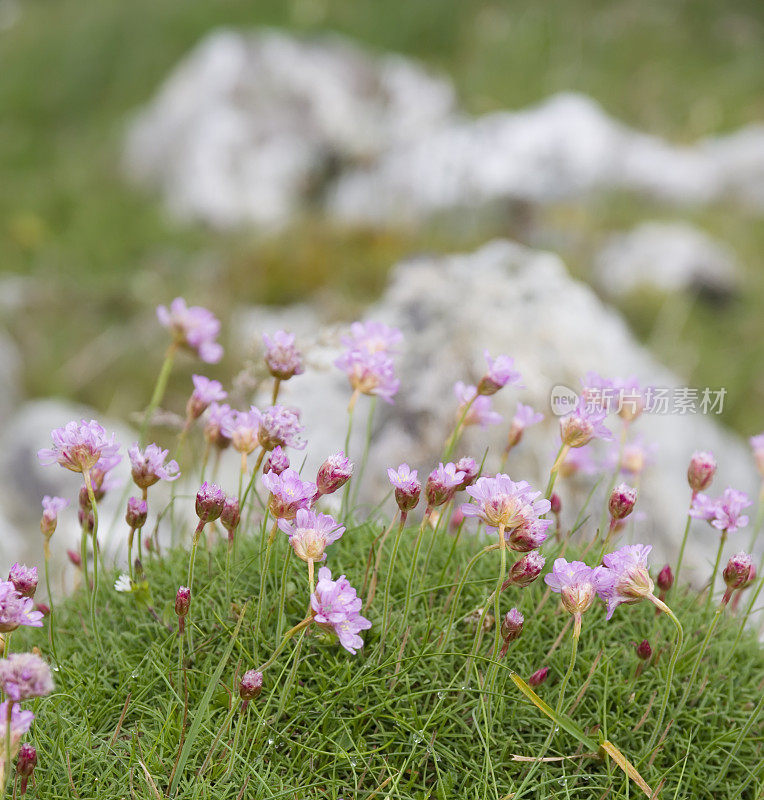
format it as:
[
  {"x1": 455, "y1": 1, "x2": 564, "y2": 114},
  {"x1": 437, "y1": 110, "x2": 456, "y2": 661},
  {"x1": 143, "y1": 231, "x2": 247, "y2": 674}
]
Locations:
[{"x1": 595, "y1": 221, "x2": 741, "y2": 297}]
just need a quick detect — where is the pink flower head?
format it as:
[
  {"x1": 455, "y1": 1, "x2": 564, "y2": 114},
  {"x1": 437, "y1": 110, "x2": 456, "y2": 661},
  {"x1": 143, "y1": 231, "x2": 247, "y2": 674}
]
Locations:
[
  {"x1": 454, "y1": 382, "x2": 502, "y2": 428},
  {"x1": 310, "y1": 566, "x2": 371, "y2": 654},
  {"x1": 608, "y1": 483, "x2": 638, "y2": 521},
  {"x1": 477, "y1": 351, "x2": 523, "y2": 396},
  {"x1": 691, "y1": 487, "x2": 751, "y2": 534},
  {"x1": 125, "y1": 497, "x2": 148, "y2": 529},
  {"x1": 341, "y1": 321, "x2": 403, "y2": 354},
  {"x1": 558, "y1": 445, "x2": 598, "y2": 478},
  {"x1": 688, "y1": 451, "x2": 717, "y2": 494},
  {"x1": 505, "y1": 551, "x2": 545, "y2": 588},
  {"x1": 220, "y1": 496, "x2": 240, "y2": 536},
  {"x1": 258, "y1": 405, "x2": 306, "y2": 451},
  {"x1": 0, "y1": 581, "x2": 44, "y2": 632},
  {"x1": 387, "y1": 463, "x2": 421, "y2": 513},
  {"x1": 40, "y1": 496, "x2": 68, "y2": 538},
  {"x1": 657, "y1": 565, "x2": 674, "y2": 593},
  {"x1": 8, "y1": 565, "x2": 38, "y2": 599},
  {"x1": 221, "y1": 408, "x2": 262, "y2": 455},
  {"x1": 455, "y1": 457, "x2": 479, "y2": 490},
  {"x1": 461, "y1": 473, "x2": 551, "y2": 533},
  {"x1": 129, "y1": 443, "x2": 180, "y2": 490},
  {"x1": 560, "y1": 399, "x2": 612, "y2": 448},
  {"x1": 0, "y1": 701, "x2": 34, "y2": 752},
  {"x1": 723, "y1": 552, "x2": 754, "y2": 591},
  {"x1": 608, "y1": 436, "x2": 657, "y2": 476},
  {"x1": 264, "y1": 446, "x2": 290, "y2": 475},
  {"x1": 195, "y1": 482, "x2": 226, "y2": 523},
  {"x1": 597, "y1": 544, "x2": 655, "y2": 620},
  {"x1": 261, "y1": 468, "x2": 317, "y2": 520},
  {"x1": 38, "y1": 420, "x2": 119, "y2": 474},
  {"x1": 507, "y1": 517, "x2": 552, "y2": 552},
  {"x1": 187, "y1": 375, "x2": 227, "y2": 421},
  {"x1": 156, "y1": 297, "x2": 223, "y2": 363},
  {"x1": 528, "y1": 667, "x2": 549, "y2": 687},
  {"x1": 425, "y1": 462, "x2": 465, "y2": 509},
  {"x1": 263, "y1": 330, "x2": 304, "y2": 380},
  {"x1": 0, "y1": 653, "x2": 53, "y2": 701},
  {"x1": 316, "y1": 452, "x2": 353, "y2": 495},
  {"x1": 335, "y1": 349, "x2": 399, "y2": 403},
  {"x1": 239, "y1": 669, "x2": 263, "y2": 701},
  {"x1": 506, "y1": 403, "x2": 544, "y2": 449},
  {"x1": 612, "y1": 376, "x2": 649, "y2": 422},
  {"x1": 750, "y1": 433, "x2": 764, "y2": 478},
  {"x1": 89, "y1": 453, "x2": 123, "y2": 499},
  {"x1": 278, "y1": 508, "x2": 345, "y2": 562},
  {"x1": 501, "y1": 608, "x2": 524, "y2": 642},
  {"x1": 544, "y1": 558, "x2": 604, "y2": 615},
  {"x1": 580, "y1": 372, "x2": 616, "y2": 412},
  {"x1": 204, "y1": 402, "x2": 233, "y2": 449}
]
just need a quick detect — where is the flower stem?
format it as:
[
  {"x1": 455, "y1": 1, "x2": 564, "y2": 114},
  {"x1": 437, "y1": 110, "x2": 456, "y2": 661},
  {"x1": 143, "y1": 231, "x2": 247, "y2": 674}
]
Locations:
[
  {"x1": 705, "y1": 530, "x2": 728, "y2": 613},
  {"x1": 43, "y1": 541, "x2": 59, "y2": 664},
  {"x1": 83, "y1": 469, "x2": 104, "y2": 657},
  {"x1": 139, "y1": 343, "x2": 177, "y2": 446},
  {"x1": 647, "y1": 594, "x2": 684, "y2": 749},
  {"x1": 443, "y1": 396, "x2": 476, "y2": 460},
  {"x1": 544, "y1": 443, "x2": 570, "y2": 500},
  {"x1": 256, "y1": 617, "x2": 312, "y2": 673},
  {"x1": 555, "y1": 615, "x2": 581, "y2": 714},
  {"x1": 271, "y1": 378, "x2": 281, "y2": 405},
  {"x1": 254, "y1": 523, "x2": 278, "y2": 653},
  {"x1": 351, "y1": 397, "x2": 377, "y2": 509},
  {"x1": 340, "y1": 394, "x2": 358, "y2": 519},
  {"x1": 399, "y1": 516, "x2": 428, "y2": 634},
  {"x1": 673, "y1": 501, "x2": 694, "y2": 589},
  {"x1": 379, "y1": 515, "x2": 407, "y2": 653}
]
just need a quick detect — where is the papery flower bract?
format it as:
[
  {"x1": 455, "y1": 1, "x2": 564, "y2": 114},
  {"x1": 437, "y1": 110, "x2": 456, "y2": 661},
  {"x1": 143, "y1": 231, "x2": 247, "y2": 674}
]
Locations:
[
  {"x1": 688, "y1": 451, "x2": 717, "y2": 494},
  {"x1": 263, "y1": 330, "x2": 304, "y2": 380},
  {"x1": 597, "y1": 544, "x2": 655, "y2": 620},
  {"x1": 156, "y1": 297, "x2": 223, "y2": 363},
  {"x1": 258, "y1": 405, "x2": 306, "y2": 451},
  {"x1": 16, "y1": 742, "x2": 37, "y2": 791},
  {"x1": 335, "y1": 349, "x2": 399, "y2": 403},
  {"x1": 125, "y1": 497, "x2": 148, "y2": 529},
  {"x1": 220, "y1": 496, "x2": 240, "y2": 537},
  {"x1": 387, "y1": 463, "x2": 421, "y2": 513},
  {"x1": 505, "y1": 551, "x2": 545, "y2": 587},
  {"x1": 506, "y1": 403, "x2": 544, "y2": 449},
  {"x1": 310, "y1": 566, "x2": 371, "y2": 654},
  {"x1": 221, "y1": 408, "x2": 262, "y2": 455},
  {"x1": 8, "y1": 565, "x2": 37, "y2": 599},
  {"x1": 261, "y1": 469, "x2": 317, "y2": 520},
  {"x1": 129, "y1": 443, "x2": 180, "y2": 490},
  {"x1": 636, "y1": 639, "x2": 652, "y2": 660},
  {"x1": 175, "y1": 586, "x2": 191, "y2": 619},
  {"x1": 263, "y1": 446, "x2": 290, "y2": 475},
  {"x1": 187, "y1": 375, "x2": 226, "y2": 421},
  {"x1": 278, "y1": 508, "x2": 345, "y2": 562},
  {"x1": 454, "y1": 382, "x2": 502, "y2": 428},
  {"x1": 461, "y1": 474, "x2": 550, "y2": 532},
  {"x1": 750, "y1": 434, "x2": 764, "y2": 478},
  {"x1": 204, "y1": 402, "x2": 233, "y2": 449},
  {"x1": 0, "y1": 653, "x2": 53, "y2": 701},
  {"x1": 544, "y1": 558, "x2": 604, "y2": 615},
  {"x1": 341, "y1": 321, "x2": 403, "y2": 354},
  {"x1": 425, "y1": 462, "x2": 465, "y2": 509},
  {"x1": 316, "y1": 452, "x2": 353, "y2": 495},
  {"x1": 501, "y1": 608, "x2": 524, "y2": 641},
  {"x1": 195, "y1": 482, "x2": 226, "y2": 523},
  {"x1": 608, "y1": 483, "x2": 638, "y2": 520},
  {"x1": 40, "y1": 496, "x2": 68, "y2": 538},
  {"x1": 0, "y1": 582, "x2": 44, "y2": 632},
  {"x1": 560, "y1": 400, "x2": 612, "y2": 448},
  {"x1": 38, "y1": 420, "x2": 119, "y2": 474}
]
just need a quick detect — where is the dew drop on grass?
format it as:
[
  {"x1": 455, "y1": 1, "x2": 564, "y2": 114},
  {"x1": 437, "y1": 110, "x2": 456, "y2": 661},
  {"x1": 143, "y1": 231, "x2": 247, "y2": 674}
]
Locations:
[{"x1": 437, "y1": 691, "x2": 445, "y2": 699}]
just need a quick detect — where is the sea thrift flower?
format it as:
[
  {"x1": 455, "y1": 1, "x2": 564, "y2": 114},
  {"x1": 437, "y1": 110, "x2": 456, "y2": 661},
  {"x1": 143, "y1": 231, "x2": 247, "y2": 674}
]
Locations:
[
  {"x1": 0, "y1": 653, "x2": 54, "y2": 701},
  {"x1": 40, "y1": 496, "x2": 68, "y2": 538},
  {"x1": 221, "y1": 408, "x2": 261, "y2": 455},
  {"x1": 580, "y1": 371, "x2": 615, "y2": 411},
  {"x1": 425, "y1": 463, "x2": 465, "y2": 509},
  {"x1": 636, "y1": 639, "x2": 652, "y2": 660},
  {"x1": 723, "y1": 552, "x2": 754, "y2": 592},
  {"x1": 609, "y1": 483, "x2": 638, "y2": 521},
  {"x1": 239, "y1": 669, "x2": 263, "y2": 701},
  {"x1": 528, "y1": 667, "x2": 549, "y2": 687},
  {"x1": 688, "y1": 451, "x2": 717, "y2": 494},
  {"x1": 316, "y1": 452, "x2": 353, "y2": 495},
  {"x1": 125, "y1": 497, "x2": 148, "y2": 529},
  {"x1": 220, "y1": 497, "x2": 240, "y2": 539},
  {"x1": 613, "y1": 376, "x2": 648, "y2": 422},
  {"x1": 258, "y1": 405, "x2": 306, "y2": 451},
  {"x1": 261, "y1": 469, "x2": 317, "y2": 520},
  {"x1": 609, "y1": 437, "x2": 657, "y2": 476},
  {"x1": 477, "y1": 352, "x2": 523, "y2": 396},
  {"x1": 501, "y1": 608, "x2": 524, "y2": 642},
  {"x1": 504, "y1": 551, "x2": 545, "y2": 588},
  {"x1": 278, "y1": 508, "x2": 345, "y2": 562},
  {"x1": 67, "y1": 550, "x2": 82, "y2": 568},
  {"x1": 8, "y1": 565, "x2": 37, "y2": 599},
  {"x1": 195, "y1": 482, "x2": 226, "y2": 523},
  {"x1": 0, "y1": 582, "x2": 44, "y2": 632},
  {"x1": 657, "y1": 565, "x2": 674, "y2": 593},
  {"x1": 175, "y1": 586, "x2": 190, "y2": 632},
  {"x1": 454, "y1": 382, "x2": 502, "y2": 428},
  {"x1": 0, "y1": 702, "x2": 34, "y2": 754},
  {"x1": 750, "y1": 434, "x2": 764, "y2": 478},
  {"x1": 597, "y1": 544, "x2": 655, "y2": 620},
  {"x1": 544, "y1": 559, "x2": 603, "y2": 618},
  {"x1": 129, "y1": 443, "x2": 180, "y2": 489},
  {"x1": 156, "y1": 297, "x2": 223, "y2": 363},
  {"x1": 38, "y1": 420, "x2": 119, "y2": 474},
  {"x1": 550, "y1": 493, "x2": 562, "y2": 515},
  {"x1": 461, "y1": 474, "x2": 551, "y2": 533},
  {"x1": 16, "y1": 742, "x2": 37, "y2": 795},
  {"x1": 263, "y1": 446, "x2": 290, "y2": 475},
  {"x1": 507, "y1": 518, "x2": 552, "y2": 552},
  {"x1": 558, "y1": 446, "x2": 598, "y2": 478},
  {"x1": 691, "y1": 487, "x2": 751, "y2": 534},
  {"x1": 263, "y1": 330, "x2": 304, "y2": 380},
  {"x1": 186, "y1": 375, "x2": 226, "y2": 421},
  {"x1": 560, "y1": 400, "x2": 612, "y2": 448},
  {"x1": 335, "y1": 349, "x2": 399, "y2": 403},
  {"x1": 506, "y1": 403, "x2": 544, "y2": 449},
  {"x1": 341, "y1": 321, "x2": 403, "y2": 354},
  {"x1": 204, "y1": 402, "x2": 233, "y2": 449},
  {"x1": 387, "y1": 464, "x2": 421, "y2": 513},
  {"x1": 310, "y1": 567, "x2": 371, "y2": 654},
  {"x1": 455, "y1": 457, "x2": 479, "y2": 490}
]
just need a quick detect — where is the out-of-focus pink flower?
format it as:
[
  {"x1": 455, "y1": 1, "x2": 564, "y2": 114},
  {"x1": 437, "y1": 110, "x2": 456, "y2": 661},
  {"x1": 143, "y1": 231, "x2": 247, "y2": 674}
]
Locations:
[
  {"x1": 40, "y1": 496, "x2": 68, "y2": 538},
  {"x1": 263, "y1": 330, "x2": 304, "y2": 380},
  {"x1": 258, "y1": 405, "x2": 306, "y2": 451},
  {"x1": 559, "y1": 400, "x2": 612, "y2": 448},
  {"x1": 454, "y1": 382, "x2": 502, "y2": 428},
  {"x1": 187, "y1": 375, "x2": 227, "y2": 421},
  {"x1": 750, "y1": 434, "x2": 764, "y2": 478},
  {"x1": 687, "y1": 451, "x2": 717, "y2": 494},
  {"x1": 477, "y1": 352, "x2": 523, "y2": 396},
  {"x1": 335, "y1": 349, "x2": 400, "y2": 403},
  {"x1": 341, "y1": 321, "x2": 402, "y2": 354},
  {"x1": 156, "y1": 297, "x2": 223, "y2": 363},
  {"x1": 221, "y1": 408, "x2": 262, "y2": 455}
]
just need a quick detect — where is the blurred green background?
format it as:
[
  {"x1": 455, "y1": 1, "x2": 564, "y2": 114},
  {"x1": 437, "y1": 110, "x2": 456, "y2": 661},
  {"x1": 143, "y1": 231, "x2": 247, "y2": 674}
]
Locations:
[{"x1": 1, "y1": 0, "x2": 763, "y2": 431}]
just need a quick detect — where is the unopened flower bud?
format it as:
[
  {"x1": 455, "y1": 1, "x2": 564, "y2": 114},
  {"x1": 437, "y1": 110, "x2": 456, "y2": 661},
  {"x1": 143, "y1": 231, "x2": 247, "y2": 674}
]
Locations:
[
  {"x1": 528, "y1": 666, "x2": 549, "y2": 687},
  {"x1": 688, "y1": 451, "x2": 716, "y2": 494},
  {"x1": 195, "y1": 482, "x2": 226, "y2": 523},
  {"x1": 636, "y1": 639, "x2": 652, "y2": 660},
  {"x1": 220, "y1": 496, "x2": 241, "y2": 539},
  {"x1": 501, "y1": 608, "x2": 524, "y2": 642},
  {"x1": 125, "y1": 497, "x2": 148, "y2": 529},
  {"x1": 263, "y1": 446, "x2": 290, "y2": 475},
  {"x1": 723, "y1": 552, "x2": 754, "y2": 591},
  {"x1": 36, "y1": 603, "x2": 50, "y2": 616},
  {"x1": 609, "y1": 483, "x2": 637, "y2": 520},
  {"x1": 550, "y1": 493, "x2": 562, "y2": 515},
  {"x1": 504, "y1": 551, "x2": 545, "y2": 588},
  {"x1": 656, "y1": 564, "x2": 673, "y2": 593},
  {"x1": 175, "y1": 586, "x2": 190, "y2": 632},
  {"x1": 67, "y1": 550, "x2": 82, "y2": 567},
  {"x1": 8, "y1": 564, "x2": 38, "y2": 599},
  {"x1": 78, "y1": 507, "x2": 94, "y2": 533},
  {"x1": 16, "y1": 743, "x2": 37, "y2": 794},
  {"x1": 316, "y1": 452, "x2": 353, "y2": 495},
  {"x1": 239, "y1": 669, "x2": 263, "y2": 701},
  {"x1": 455, "y1": 457, "x2": 479, "y2": 490}
]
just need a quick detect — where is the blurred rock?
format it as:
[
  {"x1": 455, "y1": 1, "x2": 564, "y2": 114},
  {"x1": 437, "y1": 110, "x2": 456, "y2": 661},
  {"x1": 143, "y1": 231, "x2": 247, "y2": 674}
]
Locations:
[
  {"x1": 232, "y1": 240, "x2": 757, "y2": 579},
  {"x1": 595, "y1": 221, "x2": 741, "y2": 298},
  {"x1": 125, "y1": 28, "x2": 456, "y2": 229}
]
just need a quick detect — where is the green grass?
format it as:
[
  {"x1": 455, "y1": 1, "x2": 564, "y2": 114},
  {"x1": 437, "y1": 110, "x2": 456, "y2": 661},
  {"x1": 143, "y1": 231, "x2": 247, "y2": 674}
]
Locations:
[
  {"x1": 13, "y1": 507, "x2": 764, "y2": 798},
  {"x1": 2, "y1": 0, "x2": 764, "y2": 434}
]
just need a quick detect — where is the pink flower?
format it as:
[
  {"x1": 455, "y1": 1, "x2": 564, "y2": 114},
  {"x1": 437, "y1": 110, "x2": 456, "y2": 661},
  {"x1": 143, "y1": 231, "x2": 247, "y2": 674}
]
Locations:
[
  {"x1": 204, "y1": 402, "x2": 233, "y2": 449},
  {"x1": 544, "y1": 558, "x2": 605, "y2": 615},
  {"x1": 750, "y1": 434, "x2": 764, "y2": 478},
  {"x1": 425, "y1": 463, "x2": 465, "y2": 509},
  {"x1": 341, "y1": 321, "x2": 403, "y2": 354},
  {"x1": 691, "y1": 488, "x2": 751, "y2": 534},
  {"x1": 278, "y1": 508, "x2": 345, "y2": 562},
  {"x1": 506, "y1": 403, "x2": 544, "y2": 449},
  {"x1": 607, "y1": 436, "x2": 657, "y2": 476},
  {"x1": 580, "y1": 372, "x2": 616, "y2": 412},
  {"x1": 0, "y1": 653, "x2": 53, "y2": 701},
  {"x1": 612, "y1": 376, "x2": 649, "y2": 422},
  {"x1": 455, "y1": 457, "x2": 479, "y2": 490},
  {"x1": 596, "y1": 544, "x2": 655, "y2": 620},
  {"x1": 38, "y1": 420, "x2": 119, "y2": 474},
  {"x1": 454, "y1": 382, "x2": 502, "y2": 428},
  {"x1": 723, "y1": 552, "x2": 754, "y2": 591},
  {"x1": 461, "y1": 474, "x2": 551, "y2": 533},
  {"x1": 263, "y1": 330, "x2": 304, "y2": 380},
  {"x1": 316, "y1": 452, "x2": 353, "y2": 495},
  {"x1": 261, "y1": 468, "x2": 317, "y2": 520},
  {"x1": 40, "y1": 496, "x2": 68, "y2": 538},
  {"x1": 688, "y1": 451, "x2": 717, "y2": 494},
  {"x1": 263, "y1": 446, "x2": 290, "y2": 475},
  {"x1": 507, "y1": 517, "x2": 552, "y2": 552},
  {"x1": 156, "y1": 297, "x2": 223, "y2": 363},
  {"x1": 258, "y1": 405, "x2": 306, "y2": 451},
  {"x1": 559, "y1": 400, "x2": 612, "y2": 448},
  {"x1": 387, "y1": 464, "x2": 421, "y2": 513},
  {"x1": 221, "y1": 408, "x2": 262, "y2": 455},
  {"x1": 129, "y1": 443, "x2": 180, "y2": 489},
  {"x1": 0, "y1": 582, "x2": 44, "y2": 632},
  {"x1": 310, "y1": 567, "x2": 371, "y2": 654},
  {"x1": 558, "y1": 445, "x2": 598, "y2": 478},
  {"x1": 608, "y1": 483, "x2": 638, "y2": 520},
  {"x1": 477, "y1": 352, "x2": 523, "y2": 396},
  {"x1": 187, "y1": 375, "x2": 226, "y2": 421},
  {"x1": 335, "y1": 349, "x2": 399, "y2": 403},
  {"x1": 195, "y1": 482, "x2": 226, "y2": 523},
  {"x1": 504, "y1": 551, "x2": 546, "y2": 587},
  {"x1": 8, "y1": 565, "x2": 37, "y2": 599},
  {"x1": 0, "y1": 701, "x2": 34, "y2": 752}
]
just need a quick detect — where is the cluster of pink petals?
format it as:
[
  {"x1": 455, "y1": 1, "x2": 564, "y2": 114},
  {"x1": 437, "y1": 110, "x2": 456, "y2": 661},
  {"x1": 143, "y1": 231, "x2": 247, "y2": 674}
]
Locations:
[
  {"x1": 263, "y1": 330, "x2": 304, "y2": 380},
  {"x1": 204, "y1": 402, "x2": 233, "y2": 448},
  {"x1": 187, "y1": 375, "x2": 227, "y2": 420},
  {"x1": 311, "y1": 567, "x2": 371, "y2": 654},
  {"x1": 258, "y1": 405, "x2": 306, "y2": 451},
  {"x1": 278, "y1": 508, "x2": 345, "y2": 563},
  {"x1": 335, "y1": 349, "x2": 400, "y2": 403},
  {"x1": 559, "y1": 399, "x2": 612, "y2": 448},
  {"x1": 264, "y1": 446, "x2": 290, "y2": 475},
  {"x1": 8, "y1": 564, "x2": 37, "y2": 598},
  {"x1": 129, "y1": 443, "x2": 180, "y2": 489},
  {"x1": 387, "y1": 463, "x2": 421, "y2": 512},
  {"x1": 690, "y1": 487, "x2": 752, "y2": 534},
  {"x1": 157, "y1": 297, "x2": 223, "y2": 363},
  {"x1": 221, "y1": 408, "x2": 262, "y2": 455},
  {"x1": 596, "y1": 544, "x2": 654, "y2": 620},
  {"x1": 425, "y1": 462, "x2": 466, "y2": 508},
  {"x1": 262, "y1": 468, "x2": 317, "y2": 520},
  {"x1": 40, "y1": 496, "x2": 68, "y2": 537},
  {"x1": 454, "y1": 382, "x2": 502, "y2": 428},
  {"x1": 341, "y1": 321, "x2": 403, "y2": 354},
  {"x1": 544, "y1": 558, "x2": 607, "y2": 615},
  {"x1": 478, "y1": 352, "x2": 523, "y2": 396},
  {"x1": 316, "y1": 452, "x2": 353, "y2": 495},
  {"x1": 0, "y1": 701, "x2": 34, "y2": 748},
  {"x1": 38, "y1": 420, "x2": 119, "y2": 474},
  {"x1": 0, "y1": 653, "x2": 53, "y2": 701},
  {"x1": 0, "y1": 581, "x2": 44, "y2": 632}
]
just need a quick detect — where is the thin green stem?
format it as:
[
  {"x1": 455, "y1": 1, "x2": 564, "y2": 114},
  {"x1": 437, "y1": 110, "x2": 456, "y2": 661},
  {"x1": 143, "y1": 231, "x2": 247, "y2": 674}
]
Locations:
[
  {"x1": 418, "y1": 507, "x2": 446, "y2": 592},
  {"x1": 399, "y1": 517, "x2": 428, "y2": 634},
  {"x1": 351, "y1": 397, "x2": 376, "y2": 509},
  {"x1": 380, "y1": 516, "x2": 407, "y2": 653},
  {"x1": 648, "y1": 595, "x2": 684, "y2": 749},
  {"x1": 139, "y1": 343, "x2": 177, "y2": 446},
  {"x1": 713, "y1": 691, "x2": 764, "y2": 789},
  {"x1": 706, "y1": 530, "x2": 728, "y2": 613},
  {"x1": 256, "y1": 617, "x2": 312, "y2": 673},
  {"x1": 276, "y1": 548, "x2": 293, "y2": 642},
  {"x1": 254, "y1": 523, "x2": 278, "y2": 654},
  {"x1": 678, "y1": 594, "x2": 725, "y2": 712},
  {"x1": 724, "y1": 577, "x2": 763, "y2": 667},
  {"x1": 83, "y1": 469, "x2": 104, "y2": 657},
  {"x1": 674, "y1": 501, "x2": 694, "y2": 589},
  {"x1": 544, "y1": 443, "x2": 569, "y2": 501},
  {"x1": 43, "y1": 543, "x2": 59, "y2": 664},
  {"x1": 340, "y1": 393, "x2": 358, "y2": 520},
  {"x1": 747, "y1": 486, "x2": 764, "y2": 552},
  {"x1": 443, "y1": 395, "x2": 477, "y2": 460},
  {"x1": 556, "y1": 615, "x2": 581, "y2": 714}
]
